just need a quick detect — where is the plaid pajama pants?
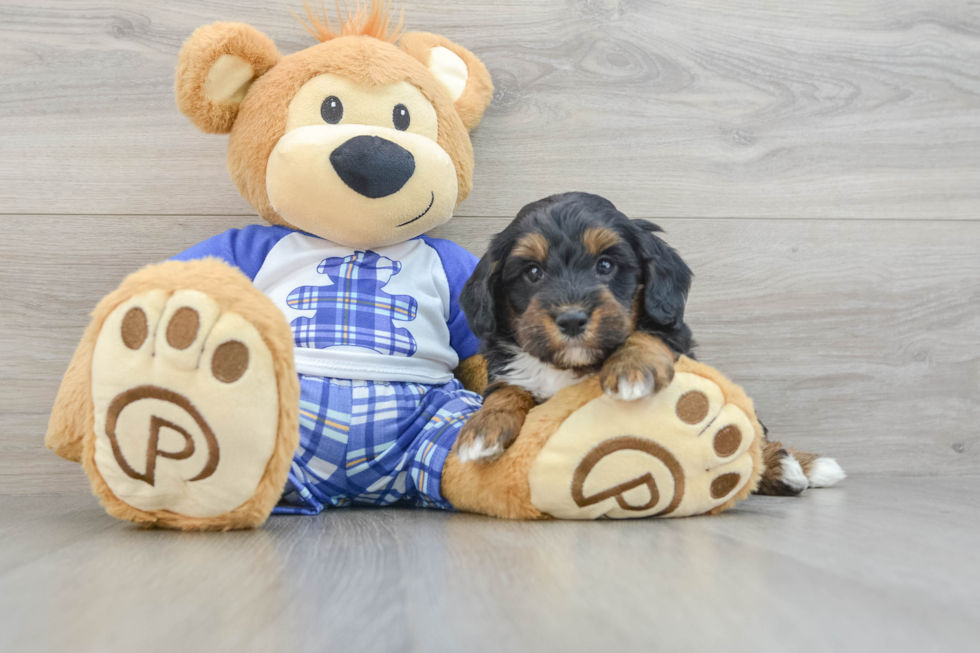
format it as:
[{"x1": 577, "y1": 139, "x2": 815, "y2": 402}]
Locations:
[{"x1": 274, "y1": 375, "x2": 483, "y2": 515}]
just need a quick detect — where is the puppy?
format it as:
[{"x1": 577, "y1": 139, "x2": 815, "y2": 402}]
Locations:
[
  {"x1": 455, "y1": 192, "x2": 847, "y2": 497},
  {"x1": 456, "y1": 192, "x2": 693, "y2": 462}
]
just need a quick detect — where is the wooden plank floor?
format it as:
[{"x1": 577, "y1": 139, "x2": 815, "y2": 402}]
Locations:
[{"x1": 1, "y1": 475, "x2": 978, "y2": 653}]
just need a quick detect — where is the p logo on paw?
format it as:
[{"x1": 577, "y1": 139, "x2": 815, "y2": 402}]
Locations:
[
  {"x1": 90, "y1": 290, "x2": 282, "y2": 519},
  {"x1": 104, "y1": 385, "x2": 221, "y2": 486},
  {"x1": 528, "y1": 370, "x2": 760, "y2": 519}
]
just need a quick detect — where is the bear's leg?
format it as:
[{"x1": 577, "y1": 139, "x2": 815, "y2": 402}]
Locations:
[
  {"x1": 275, "y1": 378, "x2": 481, "y2": 511},
  {"x1": 443, "y1": 356, "x2": 765, "y2": 520},
  {"x1": 442, "y1": 378, "x2": 603, "y2": 519},
  {"x1": 48, "y1": 259, "x2": 299, "y2": 530}
]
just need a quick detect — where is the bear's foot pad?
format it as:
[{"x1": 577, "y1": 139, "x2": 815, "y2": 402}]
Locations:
[
  {"x1": 91, "y1": 290, "x2": 281, "y2": 519},
  {"x1": 528, "y1": 371, "x2": 758, "y2": 519}
]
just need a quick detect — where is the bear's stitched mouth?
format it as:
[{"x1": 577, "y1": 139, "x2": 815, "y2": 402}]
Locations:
[{"x1": 397, "y1": 192, "x2": 435, "y2": 228}]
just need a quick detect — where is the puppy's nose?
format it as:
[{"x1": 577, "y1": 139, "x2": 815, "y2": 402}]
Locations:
[
  {"x1": 555, "y1": 309, "x2": 590, "y2": 337},
  {"x1": 330, "y1": 135, "x2": 415, "y2": 199}
]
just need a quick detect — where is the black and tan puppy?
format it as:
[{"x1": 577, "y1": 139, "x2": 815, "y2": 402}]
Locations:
[
  {"x1": 456, "y1": 192, "x2": 692, "y2": 461},
  {"x1": 456, "y1": 192, "x2": 846, "y2": 496}
]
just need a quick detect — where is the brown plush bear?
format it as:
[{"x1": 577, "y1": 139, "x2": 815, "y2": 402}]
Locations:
[{"x1": 45, "y1": 3, "x2": 766, "y2": 530}]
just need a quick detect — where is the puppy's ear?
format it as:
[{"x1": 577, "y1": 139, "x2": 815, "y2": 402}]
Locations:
[
  {"x1": 175, "y1": 22, "x2": 281, "y2": 134},
  {"x1": 634, "y1": 220, "x2": 692, "y2": 330},
  {"x1": 399, "y1": 32, "x2": 494, "y2": 131},
  {"x1": 460, "y1": 254, "x2": 500, "y2": 342}
]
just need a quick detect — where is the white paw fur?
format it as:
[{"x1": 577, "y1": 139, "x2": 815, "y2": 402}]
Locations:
[
  {"x1": 780, "y1": 455, "x2": 810, "y2": 494},
  {"x1": 456, "y1": 436, "x2": 504, "y2": 463},
  {"x1": 807, "y1": 457, "x2": 846, "y2": 488},
  {"x1": 605, "y1": 375, "x2": 655, "y2": 402}
]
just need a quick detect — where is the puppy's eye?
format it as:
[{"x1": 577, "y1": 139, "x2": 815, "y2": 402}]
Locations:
[
  {"x1": 524, "y1": 265, "x2": 544, "y2": 283},
  {"x1": 596, "y1": 257, "x2": 616, "y2": 276},
  {"x1": 393, "y1": 104, "x2": 411, "y2": 131},
  {"x1": 321, "y1": 96, "x2": 343, "y2": 124}
]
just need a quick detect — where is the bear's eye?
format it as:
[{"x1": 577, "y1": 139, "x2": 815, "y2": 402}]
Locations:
[
  {"x1": 321, "y1": 96, "x2": 343, "y2": 124},
  {"x1": 393, "y1": 104, "x2": 410, "y2": 131}
]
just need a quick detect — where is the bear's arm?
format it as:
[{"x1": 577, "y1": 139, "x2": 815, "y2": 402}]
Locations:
[
  {"x1": 418, "y1": 235, "x2": 484, "y2": 392},
  {"x1": 171, "y1": 224, "x2": 295, "y2": 280}
]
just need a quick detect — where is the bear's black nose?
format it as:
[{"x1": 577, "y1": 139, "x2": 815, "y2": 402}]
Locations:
[{"x1": 330, "y1": 135, "x2": 415, "y2": 199}]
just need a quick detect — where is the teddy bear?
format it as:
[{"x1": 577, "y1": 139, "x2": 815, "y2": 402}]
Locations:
[{"x1": 45, "y1": 2, "x2": 765, "y2": 530}]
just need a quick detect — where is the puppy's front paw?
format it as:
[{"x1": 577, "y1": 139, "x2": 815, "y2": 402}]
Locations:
[
  {"x1": 600, "y1": 349, "x2": 673, "y2": 402},
  {"x1": 454, "y1": 410, "x2": 522, "y2": 463}
]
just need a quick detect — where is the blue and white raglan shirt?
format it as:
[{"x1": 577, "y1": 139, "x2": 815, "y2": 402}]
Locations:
[{"x1": 173, "y1": 225, "x2": 480, "y2": 384}]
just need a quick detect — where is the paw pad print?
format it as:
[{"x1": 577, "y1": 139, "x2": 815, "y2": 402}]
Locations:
[
  {"x1": 529, "y1": 372, "x2": 758, "y2": 519},
  {"x1": 287, "y1": 251, "x2": 418, "y2": 356},
  {"x1": 90, "y1": 290, "x2": 281, "y2": 517}
]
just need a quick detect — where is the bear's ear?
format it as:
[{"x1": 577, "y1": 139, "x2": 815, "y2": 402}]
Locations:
[
  {"x1": 175, "y1": 22, "x2": 282, "y2": 134},
  {"x1": 399, "y1": 32, "x2": 494, "y2": 131}
]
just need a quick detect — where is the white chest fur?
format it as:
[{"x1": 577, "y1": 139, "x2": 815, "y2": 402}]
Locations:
[{"x1": 498, "y1": 348, "x2": 584, "y2": 401}]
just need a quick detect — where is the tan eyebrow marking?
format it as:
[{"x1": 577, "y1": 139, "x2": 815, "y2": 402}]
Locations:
[
  {"x1": 582, "y1": 227, "x2": 623, "y2": 256},
  {"x1": 512, "y1": 232, "x2": 549, "y2": 262}
]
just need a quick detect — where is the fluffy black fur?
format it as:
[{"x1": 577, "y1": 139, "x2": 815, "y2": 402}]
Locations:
[{"x1": 460, "y1": 192, "x2": 695, "y2": 383}]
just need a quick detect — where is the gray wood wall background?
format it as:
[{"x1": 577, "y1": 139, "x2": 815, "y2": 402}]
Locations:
[{"x1": 1, "y1": 0, "x2": 978, "y2": 494}]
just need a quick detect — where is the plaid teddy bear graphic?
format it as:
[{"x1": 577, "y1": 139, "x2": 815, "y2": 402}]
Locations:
[{"x1": 287, "y1": 251, "x2": 419, "y2": 356}]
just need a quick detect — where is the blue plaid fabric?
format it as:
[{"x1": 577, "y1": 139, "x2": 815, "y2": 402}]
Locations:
[
  {"x1": 287, "y1": 251, "x2": 419, "y2": 356},
  {"x1": 274, "y1": 375, "x2": 482, "y2": 514}
]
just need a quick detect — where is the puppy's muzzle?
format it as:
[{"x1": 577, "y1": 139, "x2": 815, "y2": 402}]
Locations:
[{"x1": 330, "y1": 135, "x2": 416, "y2": 199}]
